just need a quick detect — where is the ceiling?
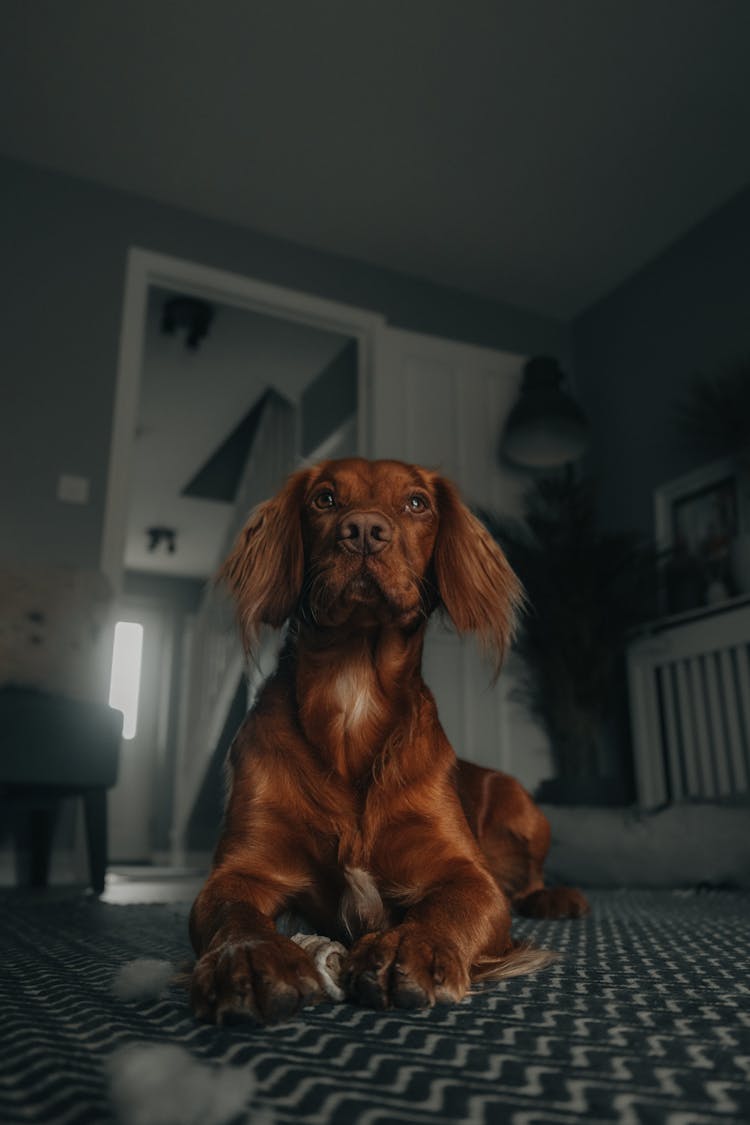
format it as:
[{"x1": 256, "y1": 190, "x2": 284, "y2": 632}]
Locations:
[{"x1": 2, "y1": 2, "x2": 750, "y2": 319}]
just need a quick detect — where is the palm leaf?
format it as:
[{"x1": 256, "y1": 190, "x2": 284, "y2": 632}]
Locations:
[{"x1": 479, "y1": 475, "x2": 657, "y2": 780}]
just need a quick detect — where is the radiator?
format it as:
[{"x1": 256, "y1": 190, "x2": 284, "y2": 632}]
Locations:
[{"x1": 627, "y1": 600, "x2": 750, "y2": 807}]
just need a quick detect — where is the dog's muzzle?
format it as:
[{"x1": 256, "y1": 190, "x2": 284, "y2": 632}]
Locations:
[{"x1": 336, "y1": 511, "x2": 393, "y2": 557}]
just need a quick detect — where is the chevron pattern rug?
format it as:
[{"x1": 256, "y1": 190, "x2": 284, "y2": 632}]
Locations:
[{"x1": 1, "y1": 889, "x2": 748, "y2": 1124}]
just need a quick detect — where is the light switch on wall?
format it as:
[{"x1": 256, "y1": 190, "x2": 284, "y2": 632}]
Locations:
[{"x1": 57, "y1": 474, "x2": 90, "y2": 504}]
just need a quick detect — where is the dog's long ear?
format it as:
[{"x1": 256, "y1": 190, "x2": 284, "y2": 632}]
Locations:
[
  {"x1": 431, "y1": 476, "x2": 524, "y2": 677},
  {"x1": 218, "y1": 468, "x2": 310, "y2": 650}
]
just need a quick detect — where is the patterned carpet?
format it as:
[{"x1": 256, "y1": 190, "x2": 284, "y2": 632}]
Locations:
[{"x1": 1, "y1": 889, "x2": 749, "y2": 1124}]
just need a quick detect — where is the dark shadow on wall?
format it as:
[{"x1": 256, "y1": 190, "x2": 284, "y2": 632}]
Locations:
[{"x1": 186, "y1": 675, "x2": 249, "y2": 853}]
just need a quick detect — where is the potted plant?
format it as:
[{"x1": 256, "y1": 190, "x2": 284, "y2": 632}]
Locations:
[{"x1": 480, "y1": 473, "x2": 657, "y2": 805}]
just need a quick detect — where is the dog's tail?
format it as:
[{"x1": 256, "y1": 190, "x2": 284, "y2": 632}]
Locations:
[{"x1": 471, "y1": 940, "x2": 559, "y2": 984}]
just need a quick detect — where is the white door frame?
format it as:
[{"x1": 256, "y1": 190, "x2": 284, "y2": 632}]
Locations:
[{"x1": 101, "y1": 246, "x2": 386, "y2": 592}]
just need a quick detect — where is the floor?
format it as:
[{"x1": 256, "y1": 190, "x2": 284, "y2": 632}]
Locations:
[
  {"x1": 3, "y1": 887, "x2": 748, "y2": 1124},
  {"x1": 0, "y1": 865, "x2": 208, "y2": 905}
]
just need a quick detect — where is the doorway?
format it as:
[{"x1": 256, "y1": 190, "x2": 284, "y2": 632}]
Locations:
[
  {"x1": 102, "y1": 249, "x2": 384, "y2": 862},
  {"x1": 101, "y1": 248, "x2": 384, "y2": 591}
]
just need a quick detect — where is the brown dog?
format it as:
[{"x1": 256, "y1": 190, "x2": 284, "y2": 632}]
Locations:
[{"x1": 189, "y1": 458, "x2": 588, "y2": 1023}]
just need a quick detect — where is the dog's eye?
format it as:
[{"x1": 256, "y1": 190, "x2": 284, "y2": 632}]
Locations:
[
  {"x1": 313, "y1": 490, "x2": 336, "y2": 510},
  {"x1": 406, "y1": 494, "x2": 428, "y2": 512}
]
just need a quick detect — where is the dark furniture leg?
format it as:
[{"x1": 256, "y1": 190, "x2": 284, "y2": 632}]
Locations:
[
  {"x1": 29, "y1": 803, "x2": 59, "y2": 887},
  {"x1": 83, "y1": 789, "x2": 108, "y2": 895},
  {"x1": 1, "y1": 686, "x2": 122, "y2": 893}
]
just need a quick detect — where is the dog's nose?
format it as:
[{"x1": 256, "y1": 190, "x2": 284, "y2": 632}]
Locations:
[{"x1": 337, "y1": 511, "x2": 393, "y2": 556}]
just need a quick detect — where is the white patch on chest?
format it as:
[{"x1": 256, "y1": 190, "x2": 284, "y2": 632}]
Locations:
[
  {"x1": 339, "y1": 866, "x2": 389, "y2": 939},
  {"x1": 332, "y1": 665, "x2": 380, "y2": 730}
]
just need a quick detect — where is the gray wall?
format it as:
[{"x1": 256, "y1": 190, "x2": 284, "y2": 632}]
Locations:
[
  {"x1": 0, "y1": 155, "x2": 567, "y2": 571},
  {"x1": 301, "y1": 340, "x2": 358, "y2": 457},
  {"x1": 572, "y1": 183, "x2": 750, "y2": 538}
]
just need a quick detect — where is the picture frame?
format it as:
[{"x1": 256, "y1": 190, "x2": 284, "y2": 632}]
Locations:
[
  {"x1": 654, "y1": 457, "x2": 743, "y2": 613},
  {"x1": 654, "y1": 457, "x2": 739, "y2": 550}
]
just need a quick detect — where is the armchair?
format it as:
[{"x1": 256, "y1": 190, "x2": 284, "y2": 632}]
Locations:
[{"x1": 0, "y1": 567, "x2": 122, "y2": 893}]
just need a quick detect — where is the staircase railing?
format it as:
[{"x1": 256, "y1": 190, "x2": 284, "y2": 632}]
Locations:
[{"x1": 170, "y1": 390, "x2": 296, "y2": 861}]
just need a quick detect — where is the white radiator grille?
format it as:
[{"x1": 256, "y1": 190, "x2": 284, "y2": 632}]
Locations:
[{"x1": 627, "y1": 602, "x2": 750, "y2": 807}]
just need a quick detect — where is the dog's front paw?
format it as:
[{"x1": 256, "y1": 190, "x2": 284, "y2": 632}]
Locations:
[
  {"x1": 345, "y1": 925, "x2": 470, "y2": 1010},
  {"x1": 191, "y1": 934, "x2": 323, "y2": 1024}
]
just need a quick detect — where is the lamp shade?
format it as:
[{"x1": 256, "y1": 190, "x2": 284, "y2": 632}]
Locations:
[{"x1": 502, "y1": 356, "x2": 589, "y2": 468}]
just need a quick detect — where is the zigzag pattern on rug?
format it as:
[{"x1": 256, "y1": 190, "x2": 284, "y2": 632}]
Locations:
[{"x1": 1, "y1": 890, "x2": 749, "y2": 1124}]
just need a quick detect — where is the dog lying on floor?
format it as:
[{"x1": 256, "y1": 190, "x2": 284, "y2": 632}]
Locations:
[{"x1": 189, "y1": 458, "x2": 588, "y2": 1024}]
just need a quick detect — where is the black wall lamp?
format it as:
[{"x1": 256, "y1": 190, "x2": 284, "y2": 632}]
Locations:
[
  {"x1": 161, "y1": 295, "x2": 214, "y2": 350},
  {"x1": 146, "y1": 526, "x2": 177, "y2": 554},
  {"x1": 502, "y1": 356, "x2": 589, "y2": 468}
]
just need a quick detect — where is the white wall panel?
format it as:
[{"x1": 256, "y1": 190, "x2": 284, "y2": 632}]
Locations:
[
  {"x1": 421, "y1": 625, "x2": 466, "y2": 753},
  {"x1": 370, "y1": 325, "x2": 553, "y2": 788}
]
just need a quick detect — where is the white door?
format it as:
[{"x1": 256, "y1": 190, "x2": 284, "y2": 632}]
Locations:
[
  {"x1": 370, "y1": 326, "x2": 553, "y2": 789},
  {"x1": 108, "y1": 600, "x2": 173, "y2": 862}
]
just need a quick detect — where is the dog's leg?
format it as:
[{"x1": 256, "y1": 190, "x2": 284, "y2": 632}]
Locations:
[
  {"x1": 513, "y1": 886, "x2": 590, "y2": 918},
  {"x1": 189, "y1": 867, "x2": 324, "y2": 1024},
  {"x1": 457, "y1": 763, "x2": 590, "y2": 919},
  {"x1": 345, "y1": 842, "x2": 513, "y2": 1011}
]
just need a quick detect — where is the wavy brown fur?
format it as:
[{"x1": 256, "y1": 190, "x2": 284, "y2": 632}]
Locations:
[{"x1": 190, "y1": 459, "x2": 586, "y2": 1024}]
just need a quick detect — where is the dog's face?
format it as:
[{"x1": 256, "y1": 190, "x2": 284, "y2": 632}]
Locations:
[
  {"x1": 300, "y1": 459, "x2": 440, "y2": 629},
  {"x1": 221, "y1": 457, "x2": 522, "y2": 671}
]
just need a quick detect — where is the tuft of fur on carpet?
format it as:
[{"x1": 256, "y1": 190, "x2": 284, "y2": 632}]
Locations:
[
  {"x1": 106, "y1": 1043, "x2": 268, "y2": 1125},
  {"x1": 113, "y1": 959, "x2": 175, "y2": 1001}
]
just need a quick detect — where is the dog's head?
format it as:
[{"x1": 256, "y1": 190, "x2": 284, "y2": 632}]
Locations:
[{"x1": 220, "y1": 458, "x2": 522, "y2": 672}]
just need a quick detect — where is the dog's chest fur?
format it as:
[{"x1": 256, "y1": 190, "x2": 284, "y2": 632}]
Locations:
[
  {"x1": 338, "y1": 865, "x2": 390, "y2": 939},
  {"x1": 330, "y1": 661, "x2": 382, "y2": 729},
  {"x1": 292, "y1": 630, "x2": 422, "y2": 936},
  {"x1": 297, "y1": 641, "x2": 390, "y2": 779}
]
